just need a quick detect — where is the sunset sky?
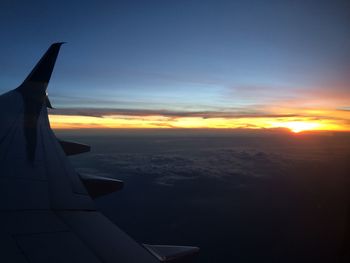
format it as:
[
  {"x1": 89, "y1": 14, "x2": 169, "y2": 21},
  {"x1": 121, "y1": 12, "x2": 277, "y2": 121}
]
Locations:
[{"x1": 1, "y1": 0, "x2": 349, "y2": 132}]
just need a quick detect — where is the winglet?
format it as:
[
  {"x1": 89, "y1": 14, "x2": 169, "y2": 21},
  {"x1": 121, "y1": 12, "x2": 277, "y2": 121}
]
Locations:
[
  {"x1": 22, "y1": 42, "x2": 65, "y2": 85},
  {"x1": 16, "y1": 43, "x2": 65, "y2": 107}
]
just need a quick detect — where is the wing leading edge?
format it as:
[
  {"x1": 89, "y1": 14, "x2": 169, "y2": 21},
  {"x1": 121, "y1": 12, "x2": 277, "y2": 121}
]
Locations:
[{"x1": 0, "y1": 43, "x2": 199, "y2": 262}]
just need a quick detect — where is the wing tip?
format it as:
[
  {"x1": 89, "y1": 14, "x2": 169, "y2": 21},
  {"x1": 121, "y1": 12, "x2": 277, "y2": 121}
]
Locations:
[
  {"x1": 52, "y1": 42, "x2": 66, "y2": 46},
  {"x1": 21, "y1": 42, "x2": 66, "y2": 86}
]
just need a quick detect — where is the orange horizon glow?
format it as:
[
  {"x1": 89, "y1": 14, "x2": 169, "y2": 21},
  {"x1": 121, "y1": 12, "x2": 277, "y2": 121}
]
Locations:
[{"x1": 49, "y1": 110, "x2": 350, "y2": 133}]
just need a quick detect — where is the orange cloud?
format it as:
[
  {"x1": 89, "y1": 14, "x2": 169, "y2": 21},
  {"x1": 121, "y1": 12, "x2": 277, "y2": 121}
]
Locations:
[{"x1": 49, "y1": 108, "x2": 350, "y2": 133}]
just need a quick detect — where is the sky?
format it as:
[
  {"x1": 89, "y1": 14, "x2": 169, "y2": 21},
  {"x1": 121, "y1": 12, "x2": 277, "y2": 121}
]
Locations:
[{"x1": 0, "y1": 0, "x2": 349, "y2": 132}]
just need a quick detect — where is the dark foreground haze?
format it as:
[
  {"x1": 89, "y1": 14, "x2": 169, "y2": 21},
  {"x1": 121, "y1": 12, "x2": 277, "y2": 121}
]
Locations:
[{"x1": 56, "y1": 129, "x2": 350, "y2": 263}]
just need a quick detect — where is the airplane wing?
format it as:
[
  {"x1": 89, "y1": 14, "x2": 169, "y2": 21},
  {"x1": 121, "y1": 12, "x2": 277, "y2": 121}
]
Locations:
[{"x1": 0, "y1": 43, "x2": 199, "y2": 263}]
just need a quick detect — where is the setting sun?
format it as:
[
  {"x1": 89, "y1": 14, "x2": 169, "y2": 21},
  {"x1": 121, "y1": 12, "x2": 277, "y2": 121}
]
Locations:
[{"x1": 278, "y1": 121, "x2": 321, "y2": 133}]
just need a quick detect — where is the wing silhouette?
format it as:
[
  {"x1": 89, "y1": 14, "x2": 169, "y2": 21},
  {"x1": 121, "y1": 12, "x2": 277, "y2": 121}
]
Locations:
[{"x1": 0, "y1": 43, "x2": 199, "y2": 263}]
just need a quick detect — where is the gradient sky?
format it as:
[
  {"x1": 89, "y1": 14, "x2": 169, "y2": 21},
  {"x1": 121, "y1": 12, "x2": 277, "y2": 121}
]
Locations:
[{"x1": 1, "y1": 0, "x2": 349, "y2": 131}]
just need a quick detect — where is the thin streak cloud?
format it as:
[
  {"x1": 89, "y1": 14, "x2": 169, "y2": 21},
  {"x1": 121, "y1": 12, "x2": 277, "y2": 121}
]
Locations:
[{"x1": 49, "y1": 108, "x2": 300, "y2": 119}]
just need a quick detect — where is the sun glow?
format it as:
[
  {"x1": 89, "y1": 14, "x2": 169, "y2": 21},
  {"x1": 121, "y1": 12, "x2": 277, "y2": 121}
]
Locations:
[
  {"x1": 49, "y1": 113, "x2": 350, "y2": 132},
  {"x1": 274, "y1": 121, "x2": 321, "y2": 133}
]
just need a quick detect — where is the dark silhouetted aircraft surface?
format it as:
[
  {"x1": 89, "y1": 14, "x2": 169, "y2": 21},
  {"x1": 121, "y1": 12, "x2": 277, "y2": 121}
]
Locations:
[{"x1": 0, "y1": 43, "x2": 199, "y2": 263}]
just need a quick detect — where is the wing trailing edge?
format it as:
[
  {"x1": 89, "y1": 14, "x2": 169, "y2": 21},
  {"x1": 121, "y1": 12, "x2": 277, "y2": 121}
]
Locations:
[{"x1": 143, "y1": 244, "x2": 200, "y2": 262}]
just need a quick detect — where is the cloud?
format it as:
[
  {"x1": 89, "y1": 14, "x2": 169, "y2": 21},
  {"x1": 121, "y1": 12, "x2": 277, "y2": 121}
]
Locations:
[
  {"x1": 85, "y1": 149, "x2": 292, "y2": 186},
  {"x1": 49, "y1": 107, "x2": 300, "y2": 119},
  {"x1": 225, "y1": 81, "x2": 350, "y2": 109},
  {"x1": 338, "y1": 107, "x2": 350, "y2": 111}
]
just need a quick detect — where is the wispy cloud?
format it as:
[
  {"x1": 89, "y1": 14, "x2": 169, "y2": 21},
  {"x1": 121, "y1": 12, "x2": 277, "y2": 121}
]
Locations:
[
  {"x1": 50, "y1": 107, "x2": 300, "y2": 119},
  {"x1": 338, "y1": 107, "x2": 350, "y2": 112}
]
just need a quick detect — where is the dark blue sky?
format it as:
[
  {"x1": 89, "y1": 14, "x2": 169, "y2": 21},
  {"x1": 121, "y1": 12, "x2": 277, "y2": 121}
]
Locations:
[{"x1": 0, "y1": 0, "x2": 349, "y2": 115}]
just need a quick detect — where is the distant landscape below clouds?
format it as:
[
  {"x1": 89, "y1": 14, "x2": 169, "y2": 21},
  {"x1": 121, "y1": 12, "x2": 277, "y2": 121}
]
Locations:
[{"x1": 56, "y1": 129, "x2": 350, "y2": 263}]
